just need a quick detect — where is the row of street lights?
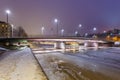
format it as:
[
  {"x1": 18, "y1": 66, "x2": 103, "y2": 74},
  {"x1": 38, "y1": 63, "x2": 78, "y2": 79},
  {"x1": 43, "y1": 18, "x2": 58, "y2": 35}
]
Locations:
[
  {"x1": 53, "y1": 19, "x2": 97, "y2": 37},
  {"x1": 5, "y1": 9, "x2": 99, "y2": 37},
  {"x1": 41, "y1": 18, "x2": 98, "y2": 37}
]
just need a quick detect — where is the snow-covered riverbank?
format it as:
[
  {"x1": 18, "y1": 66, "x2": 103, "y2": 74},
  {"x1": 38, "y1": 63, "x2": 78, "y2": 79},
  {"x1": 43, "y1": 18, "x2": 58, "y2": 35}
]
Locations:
[{"x1": 0, "y1": 48, "x2": 47, "y2": 80}]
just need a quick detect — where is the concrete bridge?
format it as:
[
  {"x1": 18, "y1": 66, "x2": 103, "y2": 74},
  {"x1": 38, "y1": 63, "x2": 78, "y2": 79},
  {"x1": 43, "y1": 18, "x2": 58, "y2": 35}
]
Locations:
[
  {"x1": 0, "y1": 37, "x2": 114, "y2": 50},
  {"x1": 29, "y1": 37, "x2": 113, "y2": 50}
]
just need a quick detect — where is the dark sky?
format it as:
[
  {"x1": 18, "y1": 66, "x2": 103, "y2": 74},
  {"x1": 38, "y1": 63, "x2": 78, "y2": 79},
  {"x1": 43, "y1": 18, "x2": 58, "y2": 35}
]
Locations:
[{"x1": 0, "y1": 0, "x2": 120, "y2": 36}]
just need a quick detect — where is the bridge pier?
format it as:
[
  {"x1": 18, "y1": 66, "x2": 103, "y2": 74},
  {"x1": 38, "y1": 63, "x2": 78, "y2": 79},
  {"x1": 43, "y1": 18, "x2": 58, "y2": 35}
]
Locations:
[
  {"x1": 84, "y1": 42, "x2": 99, "y2": 48},
  {"x1": 54, "y1": 42, "x2": 66, "y2": 50},
  {"x1": 93, "y1": 42, "x2": 99, "y2": 48}
]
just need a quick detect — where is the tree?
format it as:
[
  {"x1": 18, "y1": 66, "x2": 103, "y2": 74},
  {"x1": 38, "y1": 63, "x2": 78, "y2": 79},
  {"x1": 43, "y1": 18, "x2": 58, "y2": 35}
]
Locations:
[{"x1": 18, "y1": 26, "x2": 28, "y2": 37}]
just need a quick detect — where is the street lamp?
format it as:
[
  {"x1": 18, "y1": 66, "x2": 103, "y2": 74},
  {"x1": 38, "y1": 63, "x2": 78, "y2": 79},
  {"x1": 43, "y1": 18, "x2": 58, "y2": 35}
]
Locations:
[
  {"x1": 93, "y1": 27, "x2": 97, "y2": 31},
  {"x1": 78, "y1": 24, "x2": 82, "y2": 28},
  {"x1": 85, "y1": 33, "x2": 88, "y2": 37},
  {"x1": 61, "y1": 29, "x2": 64, "y2": 36},
  {"x1": 78, "y1": 24, "x2": 82, "y2": 36},
  {"x1": 103, "y1": 30, "x2": 106, "y2": 33},
  {"x1": 93, "y1": 27, "x2": 97, "y2": 34},
  {"x1": 54, "y1": 18, "x2": 58, "y2": 36},
  {"x1": 75, "y1": 31, "x2": 78, "y2": 36},
  {"x1": 41, "y1": 26, "x2": 45, "y2": 36},
  {"x1": 5, "y1": 10, "x2": 11, "y2": 23},
  {"x1": 93, "y1": 27, "x2": 97, "y2": 38}
]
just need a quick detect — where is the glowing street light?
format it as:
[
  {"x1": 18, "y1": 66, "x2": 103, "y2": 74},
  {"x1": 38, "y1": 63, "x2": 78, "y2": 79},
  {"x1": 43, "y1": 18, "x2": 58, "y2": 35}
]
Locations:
[
  {"x1": 93, "y1": 27, "x2": 97, "y2": 31},
  {"x1": 85, "y1": 33, "x2": 88, "y2": 37},
  {"x1": 93, "y1": 27, "x2": 97, "y2": 38},
  {"x1": 61, "y1": 29, "x2": 64, "y2": 36},
  {"x1": 75, "y1": 31, "x2": 78, "y2": 36},
  {"x1": 103, "y1": 30, "x2": 106, "y2": 33},
  {"x1": 41, "y1": 26, "x2": 45, "y2": 36},
  {"x1": 78, "y1": 24, "x2": 82, "y2": 36},
  {"x1": 54, "y1": 18, "x2": 58, "y2": 23},
  {"x1": 54, "y1": 18, "x2": 59, "y2": 36},
  {"x1": 78, "y1": 24, "x2": 82, "y2": 28},
  {"x1": 5, "y1": 10, "x2": 11, "y2": 23}
]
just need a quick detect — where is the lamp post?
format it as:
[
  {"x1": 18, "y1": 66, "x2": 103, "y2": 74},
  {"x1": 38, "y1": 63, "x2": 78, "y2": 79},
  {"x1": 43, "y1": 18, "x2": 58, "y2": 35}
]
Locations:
[
  {"x1": 78, "y1": 24, "x2": 82, "y2": 36},
  {"x1": 93, "y1": 27, "x2": 97, "y2": 38},
  {"x1": 75, "y1": 31, "x2": 78, "y2": 36},
  {"x1": 85, "y1": 33, "x2": 88, "y2": 37},
  {"x1": 54, "y1": 18, "x2": 58, "y2": 36},
  {"x1": 5, "y1": 10, "x2": 11, "y2": 23},
  {"x1": 61, "y1": 29, "x2": 64, "y2": 36},
  {"x1": 78, "y1": 24, "x2": 82, "y2": 28},
  {"x1": 6, "y1": 10, "x2": 11, "y2": 38},
  {"x1": 41, "y1": 26, "x2": 45, "y2": 36},
  {"x1": 93, "y1": 27, "x2": 97, "y2": 33}
]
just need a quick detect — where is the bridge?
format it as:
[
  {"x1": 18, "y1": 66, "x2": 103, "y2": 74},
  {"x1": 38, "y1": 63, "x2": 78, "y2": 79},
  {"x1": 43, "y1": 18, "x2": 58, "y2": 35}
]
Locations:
[{"x1": 0, "y1": 37, "x2": 114, "y2": 50}]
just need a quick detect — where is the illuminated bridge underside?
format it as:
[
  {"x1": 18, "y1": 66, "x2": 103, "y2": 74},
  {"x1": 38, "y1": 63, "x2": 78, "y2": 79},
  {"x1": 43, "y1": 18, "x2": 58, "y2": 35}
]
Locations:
[{"x1": 29, "y1": 38, "x2": 107, "y2": 43}]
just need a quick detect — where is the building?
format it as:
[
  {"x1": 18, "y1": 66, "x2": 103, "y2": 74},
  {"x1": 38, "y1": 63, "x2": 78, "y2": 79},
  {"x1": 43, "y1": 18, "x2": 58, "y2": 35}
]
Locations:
[{"x1": 0, "y1": 21, "x2": 12, "y2": 38}]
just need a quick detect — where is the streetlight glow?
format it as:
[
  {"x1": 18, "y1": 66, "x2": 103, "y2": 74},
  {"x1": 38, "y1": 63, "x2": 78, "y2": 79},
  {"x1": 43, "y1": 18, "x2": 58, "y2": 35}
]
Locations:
[
  {"x1": 41, "y1": 26, "x2": 45, "y2": 31},
  {"x1": 103, "y1": 30, "x2": 106, "y2": 33},
  {"x1": 6, "y1": 10, "x2": 11, "y2": 14},
  {"x1": 93, "y1": 27, "x2": 97, "y2": 31},
  {"x1": 61, "y1": 29, "x2": 64, "y2": 36},
  {"x1": 75, "y1": 31, "x2": 78, "y2": 36},
  {"x1": 54, "y1": 18, "x2": 58, "y2": 23},
  {"x1": 61, "y1": 29, "x2": 64, "y2": 33},
  {"x1": 41, "y1": 26, "x2": 45, "y2": 35},
  {"x1": 5, "y1": 9, "x2": 11, "y2": 23},
  {"x1": 85, "y1": 33, "x2": 88, "y2": 37},
  {"x1": 54, "y1": 18, "x2": 59, "y2": 36},
  {"x1": 78, "y1": 24, "x2": 82, "y2": 28}
]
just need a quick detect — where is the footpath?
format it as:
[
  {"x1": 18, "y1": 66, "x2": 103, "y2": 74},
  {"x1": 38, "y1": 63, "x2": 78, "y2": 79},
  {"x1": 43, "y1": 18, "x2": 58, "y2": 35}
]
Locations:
[{"x1": 0, "y1": 47, "x2": 47, "y2": 80}]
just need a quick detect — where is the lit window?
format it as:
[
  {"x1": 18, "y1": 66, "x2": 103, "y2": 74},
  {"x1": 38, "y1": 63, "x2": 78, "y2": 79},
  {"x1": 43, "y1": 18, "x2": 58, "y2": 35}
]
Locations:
[{"x1": 2, "y1": 24, "x2": 4, "y2": 27}]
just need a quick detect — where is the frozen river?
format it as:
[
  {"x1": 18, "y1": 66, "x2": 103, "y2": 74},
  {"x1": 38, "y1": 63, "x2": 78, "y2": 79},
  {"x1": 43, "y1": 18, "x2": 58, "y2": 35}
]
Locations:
[{"x1": 32, "y1": 47, "x2": 120, "y2": 80}]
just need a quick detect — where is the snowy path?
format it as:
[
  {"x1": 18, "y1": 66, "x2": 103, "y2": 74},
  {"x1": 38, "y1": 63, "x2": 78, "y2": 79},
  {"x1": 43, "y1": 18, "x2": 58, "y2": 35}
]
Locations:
[
  {"x1": 33, "y1": 48, "x2": 120, "y2": 80},
  {"x1": 0, "y1": 48, "x2": 47, "y2": 80}
]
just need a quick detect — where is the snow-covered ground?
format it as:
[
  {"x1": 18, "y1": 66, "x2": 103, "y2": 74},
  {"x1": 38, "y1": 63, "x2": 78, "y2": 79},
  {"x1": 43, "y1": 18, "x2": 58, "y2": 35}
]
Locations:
[
  {"x1": 0, "y1": 47, "x2": 8, "y2": 54},
  {"x1": 33, "y1": 47, "x2": 120, "y2": 80},
  {"x1": 0, "y1": 48, "x2": 47, "y2": 80}
]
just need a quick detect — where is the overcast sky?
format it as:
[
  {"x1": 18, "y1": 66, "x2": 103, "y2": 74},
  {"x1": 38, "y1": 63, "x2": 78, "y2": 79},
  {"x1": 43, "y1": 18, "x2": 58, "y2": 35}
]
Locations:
[{"x1": 0, "y1": 0, "x2": 120, "y2": 36}]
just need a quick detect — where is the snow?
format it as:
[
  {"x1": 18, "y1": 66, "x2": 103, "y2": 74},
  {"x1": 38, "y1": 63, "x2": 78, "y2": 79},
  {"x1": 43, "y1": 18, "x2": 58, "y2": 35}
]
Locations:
[
  {"x1": 0, "y1": 47, "x2": 8, "y2": 53},
  {"x1": 33, "y1": 47, "x2": 120, "y2": 80},
  {"x1": 0, "y1": 48, "x2": 47, "y2": 80}
]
